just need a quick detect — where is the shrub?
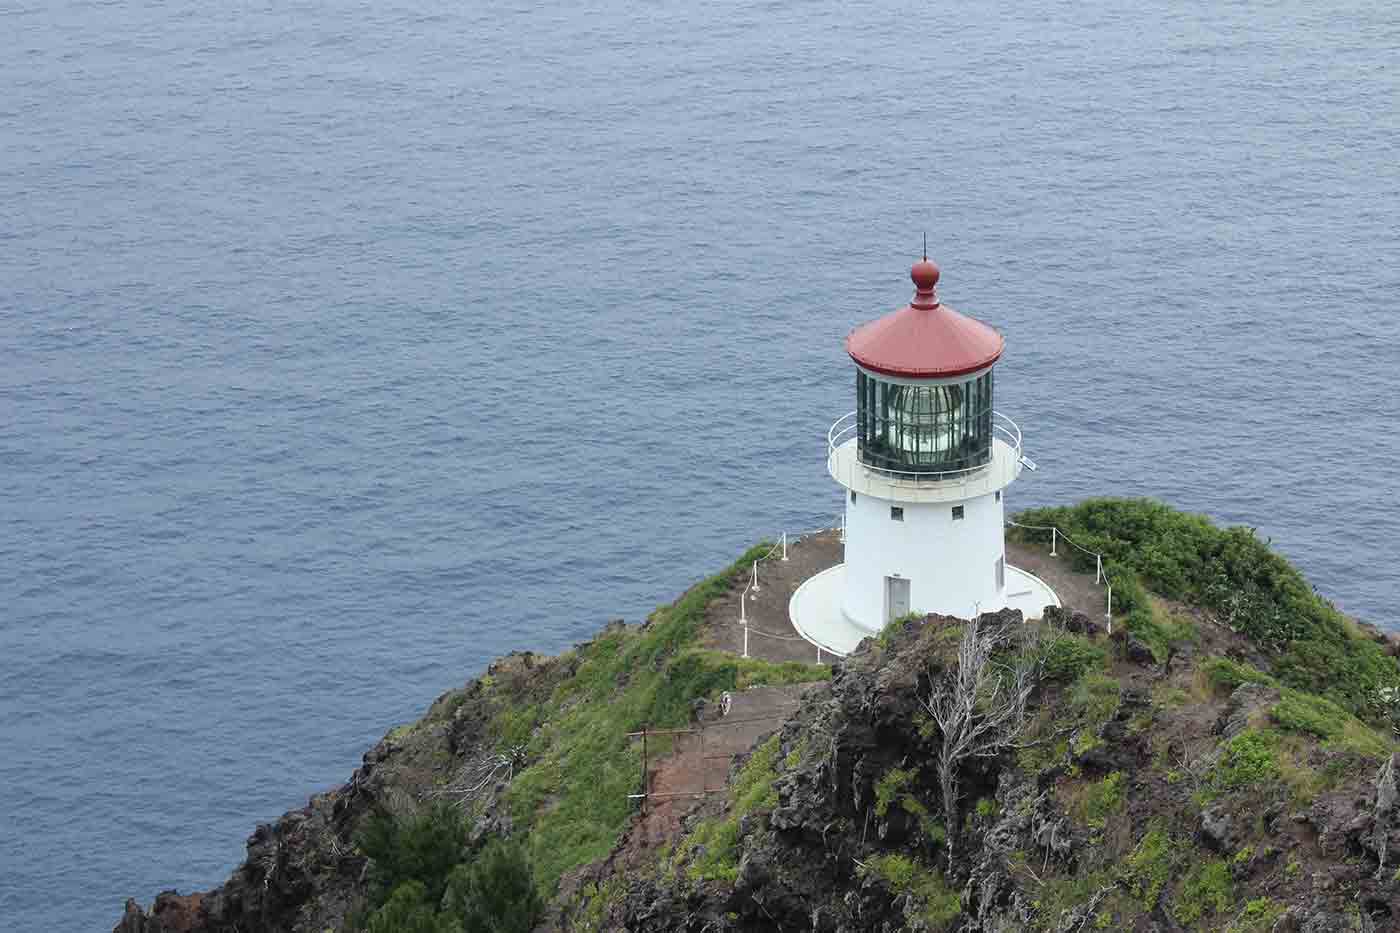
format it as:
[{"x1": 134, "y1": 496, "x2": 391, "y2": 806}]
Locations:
[
  {"x1": 364, "y1": 882, "x2": 455, "y2": 933},
  {"x1": 356, "y1": 801, "x2": 470, "y2": 910},
  {"x1": 1202, "y1": 657, "x2": 1277, "y2": 694},
  {"x1": 1037, "y1": 633, "x2": 1107, "y2": 682},
  {"x1": 1171, "y1": 857, "x2": 1232, "y2": 924},
  {"x1": 875, "y1": 768, "x2": 915, "y2": 818},
  {"x1": 1121, "y1": 825, "x2": 1174, "y2": 911},
  {"x1": 1079, "y1": 772, "x2": 1125, "y2": 830},
  {"x1": 858, "y1": 854, "x2": 960, "y2": 929},
  {"x1": 1070, "y1": 672, "x2": 1122, "y2": 725},
  {"x1": 1214, "y1": 730, "x2": 1278, "y2": 791},
  {"x1": 442, "y1": 837, "x2": 544, "y2": 933}
]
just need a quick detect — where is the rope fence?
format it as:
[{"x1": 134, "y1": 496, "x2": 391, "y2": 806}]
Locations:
[
  {"x1": 733, "y1": 517, "x2": 1123, "y2": 660},
  {"x1": 1004, "y1": 519, "x2": 1114, "y2": 631},
  {"x1": 738, "y1": 521, "x2": 842, "y2": 663}
]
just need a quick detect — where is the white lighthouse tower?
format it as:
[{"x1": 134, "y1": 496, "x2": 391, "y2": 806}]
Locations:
[{"x1": 789, "y1": 255, "x2": 1059, "y2": 656}]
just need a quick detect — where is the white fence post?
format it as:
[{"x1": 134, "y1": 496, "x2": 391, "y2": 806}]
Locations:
[
  {"x1": 1050, "y1": 527, "x2": 1058, "y2": 557},
  {"x1": 751, "y1": 560, "x2": 761, "y2": 593},
  {"x1": 781, "y1": 532, "x2": 788, "y2": 561},
  {"x1": 1095, "y1": 555, "x2": 1103, "y2": 585},
  {"x1": 1105, "y1": 584, "x2": 1113, "y2": 621},
  {"x1": 743, "y1": 621, "x2": 749, "y2": 659}
]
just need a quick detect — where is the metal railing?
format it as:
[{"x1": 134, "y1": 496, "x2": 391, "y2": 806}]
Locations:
[{"x1": 827, "y1": 410, "x2": 1023, "y2": 484}]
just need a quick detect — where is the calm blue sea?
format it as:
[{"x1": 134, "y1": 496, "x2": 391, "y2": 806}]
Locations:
[{"x1": 3, "y1": 0, "x2": 1398, "y2": 928}]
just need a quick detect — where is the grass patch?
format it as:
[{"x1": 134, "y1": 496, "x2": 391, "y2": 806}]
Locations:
[
  {"x1": 674, "y1": 734, "x2": 785, "y2": 883},
  {"x1": 1077, "y1": 772, "x2": 1125, "y2": 830},
  {"x1": 858, "y1": 854, "x2": 961, "y2": 929},
  {"x1": 1270, "y1": 689, "x2": 1394, "y2": 759},
  {"x1": 487, "y1": 544, "x2": 830, "y2": 893},
  {"x1": 1120, "y1": 824, "x2": 1174, "y2": 912},
  {"x1": 1035, "y1": 631, "x2": 1108, "y2": 682},
  {"x1": 1212, "y1": 729, "x2": 1279, "y2": 792},
  {"x1": 1170, "y1": 857, "x2": 1232, "y2": 925},
  {"x1": 1224, "y1": 898, "x2": 1286, "y2": 932},
  {"x1": 1201, "y1": 657, "x2": 1277, "y2": 694}
]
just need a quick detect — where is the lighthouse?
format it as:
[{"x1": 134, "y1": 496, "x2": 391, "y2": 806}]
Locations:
[{"x1": 789, "y1": 256, "x2": 1060, "y2": 656}]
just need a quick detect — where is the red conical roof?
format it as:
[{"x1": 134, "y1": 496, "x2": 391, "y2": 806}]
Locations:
[{"x1": 845, "y1": 259, "x2": 1004, "y2": 379}]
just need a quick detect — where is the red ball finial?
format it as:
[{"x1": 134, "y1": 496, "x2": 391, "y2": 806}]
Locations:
[
  {"x1": 910, "y1": 258, "x2": 940, "y2": 308},
  {"x1": 911, "y1": 259, "x2": 940, "y2": 290}
]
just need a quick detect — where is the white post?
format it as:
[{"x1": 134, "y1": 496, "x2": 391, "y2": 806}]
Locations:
[
  {"x1": 816, "y1": 646, "x2": 822, "y2": 664},
  {"x1": 781, "y1": 532, "x2": 788, "y2": 561},
  {"x1": 1095, "y1": 555, "x2": 1102, "y2": 585},
  {"x1": 1050, "y1": 527, "x2": 1058, "y2": 557},
  {"x1": 740, "y1": 591, "x2": 749, "y2": 658},
  {"x1": 751, "y1": 560, "x2": 761, "y2": 593},
  {"x1": 1105, "y1": 584, "x2": 1112, "y2": 621}
]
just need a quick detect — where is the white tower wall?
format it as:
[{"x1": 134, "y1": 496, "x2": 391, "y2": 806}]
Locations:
[{"x1": 841, "y1": 488, "x2": 1006, "y2": 634}]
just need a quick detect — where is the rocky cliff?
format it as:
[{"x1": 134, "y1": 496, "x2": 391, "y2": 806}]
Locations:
[{"x1": 115, "y1": 501, "x2": 1400, "y2": 932}]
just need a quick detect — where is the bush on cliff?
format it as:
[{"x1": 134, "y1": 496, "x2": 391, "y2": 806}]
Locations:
[
  {"x1": 355, "y1": 802, "x2": 542, "y2": 933},
  {"x1": 357, "y1": 800, "x2": 469, "y2": 910},
  {"x1": 1013, "y1": 498, "x2": 1400, "y2": 722}
]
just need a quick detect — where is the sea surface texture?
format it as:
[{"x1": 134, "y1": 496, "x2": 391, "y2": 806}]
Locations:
[{"x1": 3, "y1": 0, "x2": 1398, "y2": 928}]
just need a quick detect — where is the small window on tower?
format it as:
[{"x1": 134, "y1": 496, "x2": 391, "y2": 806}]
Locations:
[
  {"x1": 952, "y1": 505, "x2": 965, "y2": 520},
  {"x1": 850, "y1": 490, "x2": 857, "y2": 504},
  {"x1": 890, "y1": 506, "x2": 904, "y2": 521}
]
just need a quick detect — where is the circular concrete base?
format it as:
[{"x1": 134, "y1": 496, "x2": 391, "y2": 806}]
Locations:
[{"x1": 788, "y1": 563, "x2": 1060, "y2": 659}]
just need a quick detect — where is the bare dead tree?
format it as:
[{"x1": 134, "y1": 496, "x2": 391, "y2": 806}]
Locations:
[{"x1": 920, "y1": 618, "x2": 1039, "y2": 862}]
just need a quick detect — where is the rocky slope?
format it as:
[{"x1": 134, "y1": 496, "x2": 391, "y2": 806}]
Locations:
[{"x1": 116, "y1": 502, "x2": 1400, "y2": 932}]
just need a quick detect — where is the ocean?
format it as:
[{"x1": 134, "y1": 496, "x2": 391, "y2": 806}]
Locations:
[{"x1": 2, "y1": 0, "x2": 1397, "y2": 927}]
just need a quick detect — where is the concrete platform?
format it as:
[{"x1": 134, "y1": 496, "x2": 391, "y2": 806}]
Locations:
[{"x1": 788, "y1": 563, "x2": 1060, "y2": 658}]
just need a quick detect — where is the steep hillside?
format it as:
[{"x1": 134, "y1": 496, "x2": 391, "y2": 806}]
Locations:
[{"x1": 116, "y1": 501, "x2": 1400, "y2": 932}]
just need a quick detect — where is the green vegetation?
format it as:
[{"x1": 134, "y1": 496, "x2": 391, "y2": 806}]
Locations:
[
  {"x1": 1270, "y1": 689, "x2": 1394, "y2": 758},
  {"x1": 876, "y1": 612, "x2": 925, "y2": 649},
  {"x1": 1013, "y1": 499, "x2": 1400, "y2": 723},
  {"x1": 1035, "y1": 632, "x2": 1108, "y2": 682},
  {"x1": 1224, "y1": 898, "x2": 1286, "y2": 932},
  {"x1": 1202, "y1": 657, "x2": 1277, "y2": 693},
  {"x1": 442, "y1": 838, "x2": 545, "y2": 933},
  {"x1": 1171, "y1": 857, "x2": 1232, "y2": 924},
  {"x1": 874, "y1": 768, "x2": 915, "y2": 818},
  {"x1": 873, "y1": 766, "x2": 941, "y2": 841},
  {"x1": 354, "y1": 802, "x2": 542, "y2": 933},
  {"x1": 485, "y1": 545, "x2": 829, "y2": 892},
  {"x1": 858, "y1": 854, "x2": 961, "y2": 929},
  {"x1": 358, "y1": 801, "x2": 470, "y2": 909},
  {"x1": 1078, "y1": 772, "x2": 1125, "y2": 830},
  {"x1": 1212, "y1": 730, "x2": 1279, "y2": 792},
  {"x1": 674, "y1": 734, "x2": 785, "y2": 883},
  {"x1": 1121, "y1": 825, "x2": 1174, "y2": 912}
]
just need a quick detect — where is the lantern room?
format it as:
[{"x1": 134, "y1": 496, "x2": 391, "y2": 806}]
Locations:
[{"x1": 788, "y1": 255, "x2": 1060, "y2": 656}]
